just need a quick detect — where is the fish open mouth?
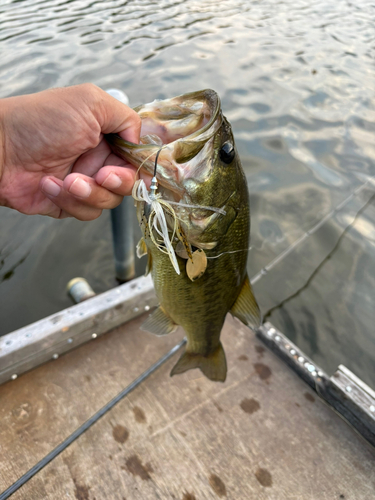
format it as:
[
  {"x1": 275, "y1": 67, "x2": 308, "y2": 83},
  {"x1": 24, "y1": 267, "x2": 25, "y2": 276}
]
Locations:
[
  {"x1": 135, "y1": 89, "x2": 220, "y2": 146},
  {"x1": 106, "y1": 89, "x2": 223, "y2": 199}
]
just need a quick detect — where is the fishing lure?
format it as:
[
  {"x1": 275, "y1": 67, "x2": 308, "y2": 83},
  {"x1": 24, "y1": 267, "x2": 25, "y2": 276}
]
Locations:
[{"x1": 132, "y1": 148, "x2": 226, "y2": 280}]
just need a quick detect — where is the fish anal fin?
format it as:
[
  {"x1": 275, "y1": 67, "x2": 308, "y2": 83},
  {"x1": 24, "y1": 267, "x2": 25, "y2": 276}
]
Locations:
[
  {"x1": 141, "y1": 306, "x2": 177, "y2": 336},
  {"x1": 170, "y1": 342, "x2": 227, "y2": 382},
  {"x1": 231, "y1": 274, "x2": 262, "y2": 330}
]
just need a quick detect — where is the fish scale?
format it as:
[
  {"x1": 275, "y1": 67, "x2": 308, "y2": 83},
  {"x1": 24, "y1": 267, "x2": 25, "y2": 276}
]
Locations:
[{"x1": 106, "y1": 89, "x2": 261, "y2": 382}]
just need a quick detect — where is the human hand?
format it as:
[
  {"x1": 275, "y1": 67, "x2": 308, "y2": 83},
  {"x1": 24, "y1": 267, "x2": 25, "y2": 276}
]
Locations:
[{"x1": 0, "y1": 83, "x2": 142, "y2": 220}]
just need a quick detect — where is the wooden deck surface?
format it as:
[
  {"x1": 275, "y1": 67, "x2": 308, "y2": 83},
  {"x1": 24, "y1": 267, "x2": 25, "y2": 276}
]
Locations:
[{"x1": 1, "y1": 313, "x2": 374, "y2": 500}]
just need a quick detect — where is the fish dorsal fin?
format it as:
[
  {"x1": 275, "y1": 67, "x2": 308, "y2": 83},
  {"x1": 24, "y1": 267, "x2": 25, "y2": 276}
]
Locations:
[
  {"x1": 170, "y1": 343, "x2": 227, "y2": 382},
  {"x1": 231, "y1": 274, "x2": 262, "y2": 330},
  {"x1": 141, "y1": 306, "x2": 177, "y2": 336}
]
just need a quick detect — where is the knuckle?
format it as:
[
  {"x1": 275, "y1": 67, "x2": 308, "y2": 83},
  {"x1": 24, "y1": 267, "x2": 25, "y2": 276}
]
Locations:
[
  {"x1": 76, "y1": 208, "x2": 102, "y2": 221},
  {"x1": 83, "y1": 122, "x2": 101, "y2": 149},
  {"x1": 80, "y1": 82, "x2": 100, "y2": 95},
  {"x1": 95, "y1": 192, "x2": 112, "y2": 208},
  {"x1": 133, "y1": 112, "x2": 141, "y2": 127},
  {"x1": 97, "y1": 192, "x2": 121, "y2": 209}
]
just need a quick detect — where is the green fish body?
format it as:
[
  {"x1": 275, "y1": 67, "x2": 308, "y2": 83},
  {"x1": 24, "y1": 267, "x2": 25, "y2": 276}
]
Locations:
[{"x1": 106, "y1": 90, "x2": 261, "y2": 382}]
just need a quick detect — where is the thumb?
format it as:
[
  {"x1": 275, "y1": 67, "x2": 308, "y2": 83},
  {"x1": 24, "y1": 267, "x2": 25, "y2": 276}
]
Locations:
[{"x1": 89, "y1": 84, "x2": 141, "y2": 143}]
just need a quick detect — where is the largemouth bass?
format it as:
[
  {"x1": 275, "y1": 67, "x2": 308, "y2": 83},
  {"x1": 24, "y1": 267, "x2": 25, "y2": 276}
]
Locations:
[{"x1": 106, "y1": 89, "x2": 261, "y2": 382}]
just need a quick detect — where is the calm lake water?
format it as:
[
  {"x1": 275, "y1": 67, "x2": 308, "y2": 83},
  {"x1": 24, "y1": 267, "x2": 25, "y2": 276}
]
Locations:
[{"x1": 0, "y1": 0, "x2": 374, "y2": 387}]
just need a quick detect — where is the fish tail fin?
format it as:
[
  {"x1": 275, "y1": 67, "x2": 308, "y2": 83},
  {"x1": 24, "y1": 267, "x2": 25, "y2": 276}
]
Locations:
[{"x1": 170, "y1": 342, "x2": 227, "y2": 382}]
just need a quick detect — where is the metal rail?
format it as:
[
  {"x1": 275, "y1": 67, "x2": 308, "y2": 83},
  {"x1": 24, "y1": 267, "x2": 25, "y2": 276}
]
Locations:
[{"x1": 257, "y1": 322, "x2": 375, "y2": 448}]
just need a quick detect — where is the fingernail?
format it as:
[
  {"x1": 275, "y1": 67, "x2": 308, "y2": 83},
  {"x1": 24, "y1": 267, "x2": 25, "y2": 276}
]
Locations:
[
  {"x1": 42, "y1": 178, "x2": 61, "y2": 197},
  {"x1": 101, "y1": 173, "x2": 122, "y2": 189},
  {"x1": 69, "y1": 178, "x2": 92, "y2": 198}
]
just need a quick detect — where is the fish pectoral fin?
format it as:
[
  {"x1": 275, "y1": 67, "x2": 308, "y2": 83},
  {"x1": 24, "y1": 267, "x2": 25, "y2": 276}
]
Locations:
[
  {"x1": 231, "y1": 274, "x2": 262, "y2": 330},
  {"x1": 140, "y1": 306, "x2": 177, "y2": 336},
  {"x1": 170, "y1": 342, "x2": 227, "y2": 382},
  {"x1": 136, "y1": 238, "x2": 153, "y2": 276},
  {"x1": 136, "y1": 237, "x2": 148, "y2": 258}
]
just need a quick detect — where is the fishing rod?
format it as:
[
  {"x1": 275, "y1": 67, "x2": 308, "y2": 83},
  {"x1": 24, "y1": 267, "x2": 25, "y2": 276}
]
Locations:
[{"x1": 0, "y1": 340, "x2": 186, "y2": 500}]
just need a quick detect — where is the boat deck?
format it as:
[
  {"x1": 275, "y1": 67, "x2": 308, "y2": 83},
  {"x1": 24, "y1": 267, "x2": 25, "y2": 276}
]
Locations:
[{"x1": 1, "y1": 313, "x2": 374, "y2": 499}]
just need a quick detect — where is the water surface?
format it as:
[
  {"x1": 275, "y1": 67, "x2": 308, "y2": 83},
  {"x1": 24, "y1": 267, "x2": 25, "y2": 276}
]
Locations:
[{"x1": 0, "y1": 0, "x2": 374, "y2": 387}]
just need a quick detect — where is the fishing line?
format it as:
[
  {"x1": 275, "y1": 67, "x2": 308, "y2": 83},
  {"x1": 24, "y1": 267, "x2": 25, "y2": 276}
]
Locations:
[
  {"x1": 250, "y1": 175, "x2": 375, "y2": 286},
  {"x1": 134, "y1": 146, "x2": 166, "y2": 180},
  {"x1": 263, "y1": 192, "x2": 375, "y2": 321},
  {"x1": 206, "y1": 247, "x2": 252, "y2": 259},
  {"x1": 165, "y1": 199, "x2": 226, "y2": 216},
  {"x1": 0, "y1": 340, "x2": 186, "y2": 500},
  {"x1": 153, "y1": 147, "x2": 162, "y2": 177}
]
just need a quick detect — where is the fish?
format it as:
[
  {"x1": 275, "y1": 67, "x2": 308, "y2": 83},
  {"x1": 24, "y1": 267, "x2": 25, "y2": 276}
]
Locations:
[{"x1": 106, "y1": 89, "x2": 261, "y2": 382}]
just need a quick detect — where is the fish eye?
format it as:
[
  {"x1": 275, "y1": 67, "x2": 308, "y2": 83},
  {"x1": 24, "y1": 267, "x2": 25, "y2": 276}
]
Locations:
[{"x1": 219, "y1": 142, "x2": 235, "y2": 164}]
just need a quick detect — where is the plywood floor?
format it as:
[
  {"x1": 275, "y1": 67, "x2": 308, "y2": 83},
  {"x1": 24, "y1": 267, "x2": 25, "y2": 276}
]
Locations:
[{"x1": 0, "y1": 313, "x2": 374, "y2": 500}]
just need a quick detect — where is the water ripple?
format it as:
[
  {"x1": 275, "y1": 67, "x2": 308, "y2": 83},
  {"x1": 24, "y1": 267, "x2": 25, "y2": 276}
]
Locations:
[{"x1": 1, "y1": 0, "x2": 375, "y2": 386}]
